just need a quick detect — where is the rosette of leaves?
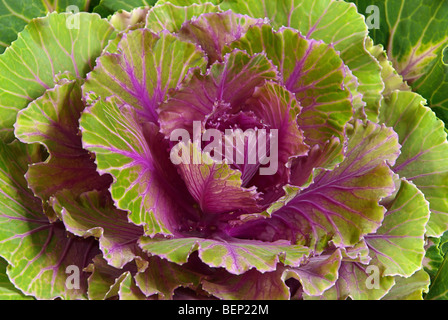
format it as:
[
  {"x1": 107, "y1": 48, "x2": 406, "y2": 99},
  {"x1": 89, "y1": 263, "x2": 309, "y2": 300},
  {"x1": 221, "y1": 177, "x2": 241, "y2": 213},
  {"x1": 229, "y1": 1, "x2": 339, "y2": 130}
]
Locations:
[{"x1": 0, "y1": 0, "x2": 447, "y2": 300}]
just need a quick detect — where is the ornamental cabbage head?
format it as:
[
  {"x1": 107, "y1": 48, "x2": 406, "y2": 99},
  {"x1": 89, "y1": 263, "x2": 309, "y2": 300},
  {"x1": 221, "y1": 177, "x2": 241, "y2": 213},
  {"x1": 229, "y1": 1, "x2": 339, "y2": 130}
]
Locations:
[{"x1": 0, "y1": 0, "x2": 448, "y2": 300}]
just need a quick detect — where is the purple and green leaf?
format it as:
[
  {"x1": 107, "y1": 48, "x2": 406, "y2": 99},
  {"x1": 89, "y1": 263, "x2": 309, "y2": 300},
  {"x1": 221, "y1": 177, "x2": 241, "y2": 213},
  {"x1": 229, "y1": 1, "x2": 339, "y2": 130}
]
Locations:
[
  {"x1": 229, "y1": 120, "x2": 400, "y2": 247},
  {"x1": 14, "y1": 79, "x2": 113, "y2": 202},
  {"x1": 0, "y1": 140, "x2": 99, "y2": 299},
  {"x1": 380, "y1": 91, "x2": 448, "y2": 237},
  {"x1": 81, "y1": 97, "x2": 200, "y2": 237},
  {"x1": 83, "y1": 29, "x2": 208, "y2": 123},
  {"x1": 52, "y1": 189, "x2": 144, "y2": 269},
  {"x1": 0, "y1": 13, "x2": 116, "y2": 142},
  {"x1": 221, "y1": 0, "x2": 384, "y2": 121},
  {"x1": 139, "y1": 236, "x2": 310, "y2": 275}
]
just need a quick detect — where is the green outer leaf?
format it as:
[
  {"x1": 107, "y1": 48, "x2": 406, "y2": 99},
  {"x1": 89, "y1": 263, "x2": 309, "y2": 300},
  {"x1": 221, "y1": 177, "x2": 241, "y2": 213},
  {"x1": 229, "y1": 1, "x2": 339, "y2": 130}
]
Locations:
[
  {"x1": 145, "y1": 2, "x2": 221, "y2": 33},
  {"x1": 413, "y1": 48, "x2": 448, "y2": 127},
  {"x1": 380, "y1": 91, "x2": 448, "y2": 237},
  {"x1": 139, "y1": 236, "x2": 309, "y2": 275},
  {"x1": 350, "y1": 0, "x2": 448, "y2": 126},
  {"x1": 425, "y1": 231, "x2": 448, "y2": 300},
  {"x1": 0, "y1": 258, "x2": 33, "y2": 300},
  {"x1": 0, "y1": 140, "x2": 98, "y2": 300},
  {"x1": 425, "y1": 250, "x2": 448, "y2": 300},
  {"x1": 93, "y1": 0, "x2": 157, "y2": 17},
  {"x1": 305, "y1": 261, "x2": 395, "y2": 300},
  {"x1": 349, "y1": 0, "x2": 448, "y2": 82},
  {"x1": 424, "y1": 232, "x2": 448, "y2": 281},
  {"x1": 366, "y1": 40, "x2": 411, "y2": 98},
  {"x1": 365, "y1": 179, "x2": 430, "y2": 277},
  {"x1": 0, "y1": 12, "x2": 116, "y2": 142},
  {"x1": 383, "y1": 269, "x2": 430, "y2": 300},
  {"x1": 220, "y1": 0, "x2": 383, "y2": 121},
  {"x1": 0, "y1": 0, "x2": 90, "y2": 54}
]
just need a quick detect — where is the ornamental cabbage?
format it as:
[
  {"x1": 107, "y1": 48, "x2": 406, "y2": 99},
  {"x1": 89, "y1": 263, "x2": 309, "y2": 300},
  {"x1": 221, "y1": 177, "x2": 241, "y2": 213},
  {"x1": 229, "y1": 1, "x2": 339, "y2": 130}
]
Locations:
[{"x1": 0, "y1": 0, "x2": 448, "y2": 300}]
